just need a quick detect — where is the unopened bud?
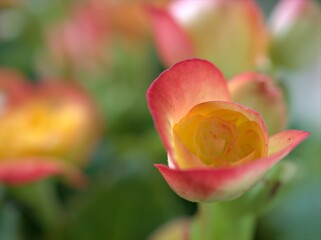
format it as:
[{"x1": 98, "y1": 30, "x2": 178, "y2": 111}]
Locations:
[{"x1": 269, "y1": 0, "x2": 321, "y2": 69}]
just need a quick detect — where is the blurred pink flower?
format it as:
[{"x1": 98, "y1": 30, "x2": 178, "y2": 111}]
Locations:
[
  {"x1": 47, "y1": 2, "x2": 110, "y2": 72},
  {"x1": 45, "y1": 0, "x2": 171, "y2": 75}
]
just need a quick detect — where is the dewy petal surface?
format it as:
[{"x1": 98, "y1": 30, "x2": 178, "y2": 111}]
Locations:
[
  {"x1": 155, "y1": 130, "x2": 309, "y2": 202},
  {"x1": 147, "y1": 59, "x2": 230, "y2": 165}
]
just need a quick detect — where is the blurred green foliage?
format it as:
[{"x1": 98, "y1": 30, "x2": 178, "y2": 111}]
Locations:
[{"x1": 0, "y1": 0, "x2": 320, "y2": 240}]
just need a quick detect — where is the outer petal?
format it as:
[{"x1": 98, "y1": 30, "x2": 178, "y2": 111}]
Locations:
[
  {"x1": 228, "y1": 73, "x2": 287, "y2": 134},
  {"x1": 147, "y1": 59, "x2": 230, "y2": 165},
  {"x1": 147, "y1": 6, "x2": 195, "y2": 66},
  {"x1": 155, "y1": 130, "x2": 309, "y2": 202},
  {"x1": 0, "y1": 158, "x2": 86, "y2": 186}
]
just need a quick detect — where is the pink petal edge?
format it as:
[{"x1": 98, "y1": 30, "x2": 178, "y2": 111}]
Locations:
[
  {"x1": 0, "y1": 159, "x2": 63, "y2": 185},
  {"x1": 155, "y1": 130, "x2": 310, "y2": 202},
  {"x1": 0, "y1": 158, "x2": 86, "y2": 187},
  {"x1": 147, "y1": 58, "x2": 230, "y2": 167}
]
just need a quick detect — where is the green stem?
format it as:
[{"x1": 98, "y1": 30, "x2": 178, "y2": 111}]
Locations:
[
  {"x1": 190, "y1": 202, "x2": 256, "y2": 240},
  {"x1": 10, "y1": 180, "x2": 62, "y2": 232},
  {"x1": 31, "y1": 181, "x2": 61, "y2": 230}
]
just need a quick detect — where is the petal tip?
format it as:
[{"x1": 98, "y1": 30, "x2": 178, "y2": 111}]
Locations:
[
  {"x1": 291, "y1": 129, "x2": 311, "y2": 141},
  {"x1": 154, "y1": 163, "x2": 168, "y2": 170}
]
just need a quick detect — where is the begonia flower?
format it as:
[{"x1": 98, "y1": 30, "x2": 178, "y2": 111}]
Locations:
[
  {"x1": 147, "y1": 59, "x2": 309, "y2": 202},
  {"x1": 0, "y1": 69, "x2": 99, "y2": 185},
  {"x1": 147, "y1": 0, "x2": 268, "y2": 78}
]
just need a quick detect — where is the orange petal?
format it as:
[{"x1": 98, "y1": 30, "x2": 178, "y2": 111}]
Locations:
[
  {"x1": 155, "y1": 130, "x2": 309, "y2": 202},
  {"x1": 147, "y1": 59, "x2": 230, "y2": 165}
]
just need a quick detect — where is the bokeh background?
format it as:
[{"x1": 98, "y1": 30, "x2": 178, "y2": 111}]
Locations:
[{"x1": 0, "y1": 0, "x2": 320, "y2": 240}]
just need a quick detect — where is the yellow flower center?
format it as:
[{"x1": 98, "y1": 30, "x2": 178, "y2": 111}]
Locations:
[
  {"x1": 0, "y1": 98, "x2": 89, "y2": 161},
  {"x1": 174, "y1": 102, "x2": 268, "y2": 168}
]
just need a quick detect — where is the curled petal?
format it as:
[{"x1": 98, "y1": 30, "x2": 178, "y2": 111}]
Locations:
[
  {"x1": 155, "y1": 130, "x2": 309, "y2": 202},
  {"x1": 173, "y1": 101, "x2": 269, "y2": 169},
  {"x1": 147, "y1": 6, "x2": 194, "y2": 66},
  {"x1": 147, "y1": 59, "x2": 230, "y2": 165},
  {"x1": 228, "y1": 73, "x2": 288, "y2": 134}
]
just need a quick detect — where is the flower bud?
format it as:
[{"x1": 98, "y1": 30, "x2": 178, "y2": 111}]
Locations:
[
  {"x1": 269, "y1": 0, "x2": 321, "y2": 69},
  {"x1": 228, "y1": 73, "x2": 288, "y2": 134}
]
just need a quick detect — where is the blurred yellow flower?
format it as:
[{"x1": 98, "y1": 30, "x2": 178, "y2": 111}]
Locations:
[{"x1": 0, "y1": 69, "x2": 99, "y2": 185}]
